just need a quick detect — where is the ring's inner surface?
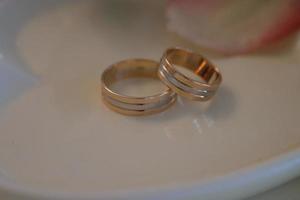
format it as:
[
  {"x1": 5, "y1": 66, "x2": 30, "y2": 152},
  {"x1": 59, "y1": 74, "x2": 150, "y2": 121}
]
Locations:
[
  {"x1": 166, "y1": 49, "x2": 221, "y2": 85},
  {"x1": 103, "y1": 59, "x2": 168, "y2": 97},
  {"x1": 103, "y1": 60, "x2": 159, "y2": 86}
]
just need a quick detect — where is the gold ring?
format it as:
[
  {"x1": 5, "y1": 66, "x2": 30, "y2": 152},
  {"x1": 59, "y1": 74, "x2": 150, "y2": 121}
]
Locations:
[
  {"x1": 158, "y1": 47, "x2": 222, "y2": 101},
  {"x1": 101, "y1": 59, "x2": 177, "y2": 116}
]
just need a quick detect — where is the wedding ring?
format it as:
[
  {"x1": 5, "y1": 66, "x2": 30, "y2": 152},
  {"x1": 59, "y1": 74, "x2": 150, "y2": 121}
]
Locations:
[
  {"x1": 158, "y1": 47, "x2": 222, "y2": 101},
  {"x1": 101, "y1": 59, "x2": 177, "y2": 116}
]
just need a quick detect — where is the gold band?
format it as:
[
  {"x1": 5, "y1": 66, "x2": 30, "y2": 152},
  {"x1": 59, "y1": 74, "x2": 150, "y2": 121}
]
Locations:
[
  {"x1": 158, "y1": 47, "x2": 222, "y2": 101},
  {"x1": 101, "y1": 59, "x2": 177, "y2": 116}
]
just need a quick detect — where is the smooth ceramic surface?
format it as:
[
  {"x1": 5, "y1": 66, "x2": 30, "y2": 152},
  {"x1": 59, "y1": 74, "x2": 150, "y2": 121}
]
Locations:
[
  {"x1": 246, "y1": 177, "x2": 300, "y2": 200},
  {"x1": 0, "y1": 0, "x2": 300, "y2": 200}
]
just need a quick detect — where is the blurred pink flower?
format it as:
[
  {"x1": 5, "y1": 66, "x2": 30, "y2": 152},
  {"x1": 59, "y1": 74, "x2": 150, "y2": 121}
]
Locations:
[{"x1": 167, "y1": 0, "x2": 300, "y2": 55}]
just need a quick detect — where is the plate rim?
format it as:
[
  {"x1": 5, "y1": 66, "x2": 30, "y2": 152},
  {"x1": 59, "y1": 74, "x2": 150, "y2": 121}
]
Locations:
[{"x1": 0, "y1": 147, "x2": 300, "y2": 200}]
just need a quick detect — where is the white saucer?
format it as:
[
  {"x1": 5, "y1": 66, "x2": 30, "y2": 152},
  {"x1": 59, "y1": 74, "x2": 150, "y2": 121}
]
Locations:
[{"x1": 0, "y1": 1, "x2": 300, "y2": 199}]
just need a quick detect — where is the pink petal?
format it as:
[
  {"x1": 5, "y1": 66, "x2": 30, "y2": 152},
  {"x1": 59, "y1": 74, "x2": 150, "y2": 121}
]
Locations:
[{"x1": 167, "y1": 0, "x2": 300, "y2": 55}]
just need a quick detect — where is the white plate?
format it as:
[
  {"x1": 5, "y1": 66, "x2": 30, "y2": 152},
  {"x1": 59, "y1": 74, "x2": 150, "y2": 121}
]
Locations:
[{"x1": 0, "y1": 1, "x2": 300, "y2": 200}]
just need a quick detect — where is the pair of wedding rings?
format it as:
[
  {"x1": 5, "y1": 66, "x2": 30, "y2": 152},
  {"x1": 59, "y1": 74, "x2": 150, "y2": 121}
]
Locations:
[{"x1": 101, "y1": 47, "x2": 222, "y2": 116}]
